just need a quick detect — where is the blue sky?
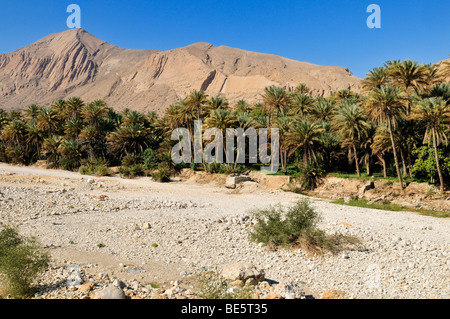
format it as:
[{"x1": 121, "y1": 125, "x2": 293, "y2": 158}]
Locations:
[{"x1": 0, "y1": 0, "x2": 448, "y2": 78}]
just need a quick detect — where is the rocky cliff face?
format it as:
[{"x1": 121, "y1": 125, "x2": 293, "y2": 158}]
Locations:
[{"x1": 0, "y1": 28, "x2": 362, "y2": 114}]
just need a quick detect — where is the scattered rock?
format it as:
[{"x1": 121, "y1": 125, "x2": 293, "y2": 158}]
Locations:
[
  {"x1": 321, "y1": 290, "x2": 346, "y2": 299},
  {"x1": 94, "y1": 285, "x2": 126, "y2": 299},
  {"x1": 221, "y1": 263, "x2": 265, "y2": 282}
]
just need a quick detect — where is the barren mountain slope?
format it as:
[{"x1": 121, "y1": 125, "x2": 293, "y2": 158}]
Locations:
[{"x1": 0, "y1": 28, "x2": 362, "y2": 114}]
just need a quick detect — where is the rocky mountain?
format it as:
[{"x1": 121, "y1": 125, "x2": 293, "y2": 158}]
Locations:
[{"x1": 0, "y1": 28, "x2": 363, "y2": 114}]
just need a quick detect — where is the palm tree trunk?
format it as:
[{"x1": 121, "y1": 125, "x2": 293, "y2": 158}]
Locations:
[
  {"x1": 352, "y1": 144, "x2": 361, "y2": 177},
  {"x1": 400, "y1": 148, "x2": 407, "y2": 176},
  {"x1": 432, "y1": 128, "x2": 445, "y2": 194},
  {"x1": 366, "y1": 159, "x2": 370, "y2": 176},
  {"x1": 407, "y1": 152, "x2": 413, "y2": 178},
  {"x1": 387, "y1": 119, "x2": 404, "y2": 192},
  {"x1": 381, "y1": 156, "x2": 387, "y2": 178}
]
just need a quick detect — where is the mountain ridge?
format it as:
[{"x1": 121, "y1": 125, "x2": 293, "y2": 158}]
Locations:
[{"x1": 0, "y1": 28, "x2": 364, "y2": 114}]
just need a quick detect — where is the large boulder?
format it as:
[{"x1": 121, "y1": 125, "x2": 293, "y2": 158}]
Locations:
[
  {"x1": 225, "y1": 175, "x2": 253, "y2": 189},
  {"x1": 94, "y1": 285, "x2": 126, "y2": 299},
  {"x1": 221, "y1": 262, "x2": 265, "y2": 281}
]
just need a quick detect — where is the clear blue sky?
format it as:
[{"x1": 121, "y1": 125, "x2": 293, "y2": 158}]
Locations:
[{"x1": 0, "y1": 0, "x2": 448, "y2": 78}]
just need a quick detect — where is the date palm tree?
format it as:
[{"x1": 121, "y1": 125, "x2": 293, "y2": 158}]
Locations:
[
  {"x1": 58, "y1": 139, "x2": 83, "y2": 170},
  {"x1": 204, "y1": 109, "x2": 235, "y2": 164},
  {"x1": 25, "y1": 104, "x2": 42, "y2": 120},
  {"x1": 37, "y1": 108, "x2": 60, "y2": 137},
  {"x1": 234, "y1": 100, "x2": 253, "y2": 113},
  {"x1": 186, "y1": 90, "x2": 208, "y2": 121},
  {"x1": 0, "y1": 120, "x2": 26, "y2": 147},
  {"x1": 65, "y1": 97, "x2": 85, "y2": 119},
  {"x1": 273, "y1": 111, "x2": 295, "y2": 172},
  {"x1": 333, "y1": 101, "x2": 371, "y2": 176},
  {"x1": 309, "y1": 97, "x2": 335, "y2": 122},
  {"x1": 64, "y1": 117, "x2": 85, "y2": 140},
  {"x1": 106, "y1": 123, "x2": 150, "y2": 158},
  {"x1": 261, "y1": 86, "x2": 292, "y2": 126},
  {"x1": 367, "y1": 85, "x2": 407, "y2": 191},
  {"x1": 285, "y1": 119, "x2": 324, "y2": 165},
  {"x1": 207, "y1": 97, "x2": 229, "y2": 112},
  {"x1": 291, "y1": 93, "x2": 314, "y2": 117},
  {"x1": 81, "y1": 100, "x2": 108, "y2": 130},
  {"x1": 372, "y1": 126, "x2": 392, "y2": 178},
  {"x1": 295, "y1": 83, "x2": 310, "y2": 95},
  {"x1": 410, "y1": 97, "x2": 450, "y2": 193},
  {"x1": 26, "y1": 120, "x2": 43, "y2": 161},
  {"x1": 362, "y1": 67, "x2": 389, "y2": 91},
  {"x1": 385, "y1": 60, "x2": 428, "y2": 114},
  {"x1": 41, "y1": 135, "x2": 63, "y2": 168}
]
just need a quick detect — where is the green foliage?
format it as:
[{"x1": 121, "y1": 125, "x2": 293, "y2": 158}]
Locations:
[
  {"x1": 143, "y1": 148, "x2": 159, "y2": 170},
  {"x1": 151, "y1": 162, "x2": 172, "y2": 183},
  {"x1": 249, "y1": 199, "x2": 362, "y2": 255},
  {"x1": 118, "y1": 164, "x2": 145, "y2": 178},
  {"x1": 78, "y1": 158, "x2": 112, "y2": 176},
  {"x1": 412, "y1": 145, "x2": 450, "y2": 184},
  {"x1": 250, "y1": 199, "x2": 320, "y2": 247},
  {"x1": 118, "y1": 154, "x2": 145, "y2": 178},
  {"x1": 298, "y1": 162, "x2": 324, "y2": 190},
  {"x1": 196, "y1": 271, "x2": 255, "y2": 299},
  {"x1": 0, "y1": 226, "x2": 49, "y2": 298}
]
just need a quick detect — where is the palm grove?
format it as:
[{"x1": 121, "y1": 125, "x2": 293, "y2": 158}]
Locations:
[{"x1": 0, "y1": 59, "x2": 449, "y2": 192}]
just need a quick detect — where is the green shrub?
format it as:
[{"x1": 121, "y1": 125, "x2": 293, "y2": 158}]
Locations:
[
  {"x1": 0, "y1": 226, "x2": 49, "y2": 298},
  {"x1": 249, "y1": 199, "x2": 362, "y2": 255},
  {"x1": 143, "y1": 148, "x2": 159, "y2": 170},
  {"x1": 119, "y1": 164, "x2": 145, "y2": 178},
  {"x1": 94, "y1": 164, "x2": 113, "y2": 176},
  {"x1": 196, "y1": 271, "x2": 255, "y2": 299},
  {"x1": 151, "y1": 162, "x2": 172, "y2": 183},
  {"x1": 78, "y1": 158, "x2": 112, "y2": 176},
  {"x1": 121, "y1": 153, "x2": 142, "y2": 167},
  {"x1": 250, "y1": 199, "x2": 320, "y2": 247},
  {"x1": 206, "y1": 161, "x2": 221, "y2": 174}
]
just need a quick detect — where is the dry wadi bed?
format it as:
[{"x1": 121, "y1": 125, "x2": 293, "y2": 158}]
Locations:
[{"x1": 0, "y1": 163, "x2": 449, "y2": 299}]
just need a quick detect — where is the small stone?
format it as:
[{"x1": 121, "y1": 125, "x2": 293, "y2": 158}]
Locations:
[
  {"x1": 321, "y1": 290, "x2": 346, "y2": 299},
  {"x1": 245, "y1": 278, "x2": 258, "y2": 286},
  {"x1": 77, "y1": 283, "x2": 94, "y2": 294},
  {"x1": 265, "y1": 293, "x2": 283, "y2": 299},
  {"x1": 231, "y1": 280, "x2": 244, "y2": 287},
  {"x1": 142, "y1": 223, "x2": 151, "y2": 229},
  {"x1": 113, "y1": 279, "x2": 126, "y2": 289}
]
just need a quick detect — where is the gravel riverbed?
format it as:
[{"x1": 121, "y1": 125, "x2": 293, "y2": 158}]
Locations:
[{"x1": 0, "y1": 163, "x2": 449, "y2": 299}]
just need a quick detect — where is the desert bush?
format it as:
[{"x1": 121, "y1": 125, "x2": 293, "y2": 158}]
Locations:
[
  {"x1": 196, "y1": 271, "x2": 255, "y2": 299},
  {"x1": 151, "y1": 162, "x2": 172, "y2": 183},
  {"x1": 0, "y1": 226, "x2": 49, "y2": 298},
  {"x1": 249, "y1": 199, "x2": 362, "y2": 255},
  {"x1": 206, "y1": 161, "x2": 221, "y2": 174},
  {"x1": 121, "y1": 153, "x2": 142, "y2": 167},
  {"x1": 118, "y1": 154, "x2": 145, "y2": 178},
  {"x1": 250, "y1": 199, "x2": 320, "y2": 247},
  {"x1": 119, "y1": 164, "x2": 145, "y2": 178},
  {"x1": 78, "y1": 158, "x2": 112, "y2": 176}
]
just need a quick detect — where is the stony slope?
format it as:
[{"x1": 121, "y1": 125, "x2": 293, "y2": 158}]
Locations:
[{"x1": 0, "y1": 28, "x2": 362, "y2": 114}]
